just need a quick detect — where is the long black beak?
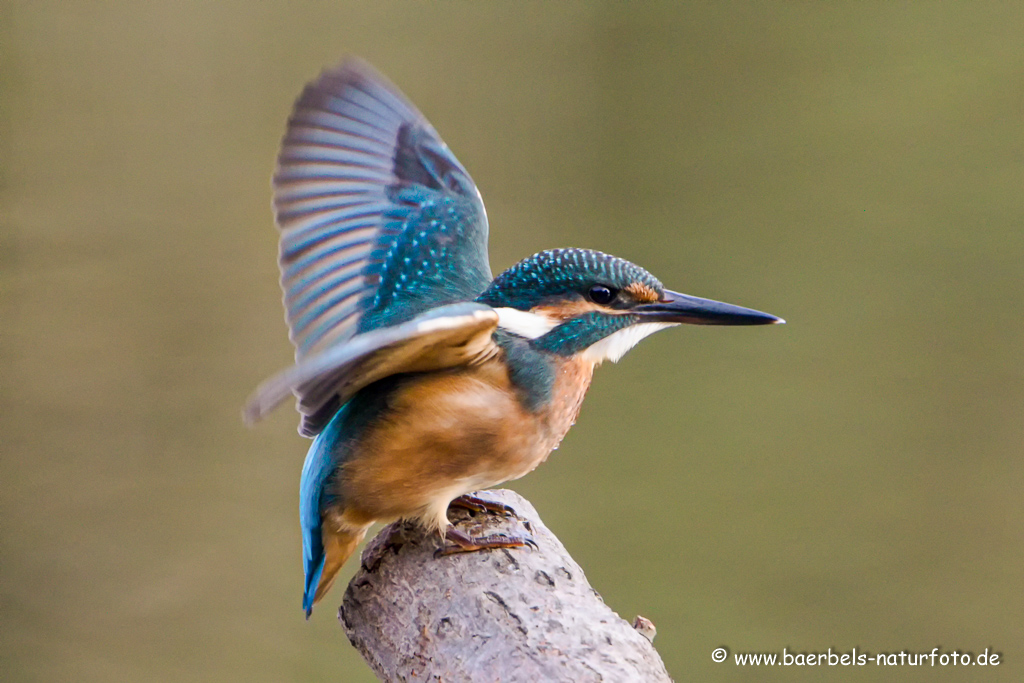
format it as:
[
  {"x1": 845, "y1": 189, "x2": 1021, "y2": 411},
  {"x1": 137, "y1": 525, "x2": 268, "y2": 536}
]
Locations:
[{"x1": 635, "y1": 289, "x2": 784, "y2": 325}]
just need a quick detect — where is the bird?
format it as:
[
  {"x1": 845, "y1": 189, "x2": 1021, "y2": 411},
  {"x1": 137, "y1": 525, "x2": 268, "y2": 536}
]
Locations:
[{"x1": 245, "y1": 58, "x2": 783, "y2": 617}]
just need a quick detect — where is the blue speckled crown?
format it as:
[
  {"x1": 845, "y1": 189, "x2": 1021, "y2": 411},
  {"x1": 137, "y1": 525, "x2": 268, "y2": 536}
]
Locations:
[{"x1": 477, "y1": 248, "x2": 664, "y2": 311}]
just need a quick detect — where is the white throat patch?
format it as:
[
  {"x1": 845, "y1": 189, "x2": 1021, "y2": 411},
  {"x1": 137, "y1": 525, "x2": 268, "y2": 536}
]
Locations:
[
  {"x1": 494, "y1": 307, "x2": 559, "y2": 339},
  {"x1": 582, "y1": 322, "x2": 677, "y2": 364}
]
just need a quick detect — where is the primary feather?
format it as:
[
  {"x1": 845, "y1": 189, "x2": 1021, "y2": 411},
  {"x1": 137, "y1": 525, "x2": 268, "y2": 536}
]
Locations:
[
  {"x1": 273, "y1": 59, "x2": 493, "y2": 435},
  {"x1": 245, "y1": 303, "x2": 499, "y2": 434}
]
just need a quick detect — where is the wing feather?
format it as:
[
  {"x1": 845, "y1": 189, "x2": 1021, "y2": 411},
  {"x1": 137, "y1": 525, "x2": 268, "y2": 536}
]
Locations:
[
  {"x1": 245, "y1": 303, "x2": 499, "y2": 437},
  {"x1": 273, "y1": 59, "x2": 492, "y2": 368},
  {"x1": 262, "y1": 60, "x2": 494, "y2": 434}
]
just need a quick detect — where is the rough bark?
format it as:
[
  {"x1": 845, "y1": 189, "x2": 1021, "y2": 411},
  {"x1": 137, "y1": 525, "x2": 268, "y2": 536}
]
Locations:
[{"x1": 339, "y1": 489, "x2": 672, "y2": 682}]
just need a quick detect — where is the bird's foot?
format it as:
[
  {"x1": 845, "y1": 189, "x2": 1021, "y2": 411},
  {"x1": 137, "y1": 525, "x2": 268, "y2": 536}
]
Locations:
[
  {"x1": 438, "y1": 526, "x2": 537, "y2": 556},
  {"x1": 448, "y1": 494, "x2": 517, "y2": 518}
]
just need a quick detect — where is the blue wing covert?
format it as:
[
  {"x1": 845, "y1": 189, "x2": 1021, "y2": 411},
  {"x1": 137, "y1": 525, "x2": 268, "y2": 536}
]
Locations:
[{"x1": 272, "y1": 59, "x2": 493, "y2": 435}]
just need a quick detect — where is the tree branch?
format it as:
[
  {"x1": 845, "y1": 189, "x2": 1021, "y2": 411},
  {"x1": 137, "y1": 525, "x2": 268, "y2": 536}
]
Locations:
[{"x1": 339, "y1": 489, "x2": 672, "y2": 682}]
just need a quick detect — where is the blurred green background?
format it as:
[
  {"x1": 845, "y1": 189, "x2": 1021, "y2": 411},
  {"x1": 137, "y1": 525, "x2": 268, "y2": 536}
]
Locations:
[{"x1": 3, "y1": 2, "x2": 1022, "y2": 681}]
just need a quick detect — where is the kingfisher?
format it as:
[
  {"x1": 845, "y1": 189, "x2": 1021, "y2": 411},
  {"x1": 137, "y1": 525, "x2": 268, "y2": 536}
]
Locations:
[{"x1": 245, "y1": 59, "x2": 783, "y2": 617}]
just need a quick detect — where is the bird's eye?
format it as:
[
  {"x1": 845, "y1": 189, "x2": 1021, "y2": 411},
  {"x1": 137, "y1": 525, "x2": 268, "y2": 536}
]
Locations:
[{"x1": 588, "y1": 285, "x2": 617, "y2": 305}]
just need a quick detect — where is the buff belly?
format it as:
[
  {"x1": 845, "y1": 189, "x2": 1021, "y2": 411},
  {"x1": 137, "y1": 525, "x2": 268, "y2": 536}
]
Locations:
[{"x1": 333, "y1": 356, "x2": 594, "y2": 533}]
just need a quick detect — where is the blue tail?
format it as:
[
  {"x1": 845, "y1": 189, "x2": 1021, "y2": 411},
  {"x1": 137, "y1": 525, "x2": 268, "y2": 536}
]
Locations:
[
  {"x1": 299, "y1": 405, "x2": 349, "y2": 617},
  {"x1": 302, "y1": 551, "x2": 326, "y2": 619}
]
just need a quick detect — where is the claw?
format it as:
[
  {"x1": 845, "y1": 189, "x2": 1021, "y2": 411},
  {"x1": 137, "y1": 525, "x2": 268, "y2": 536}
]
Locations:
[
  {"x1": 438, "y1": 526, "x2": 532, "y2": 556},
  {"x1": 448, "y1": 494, "x2": 516, "y2": 517}
]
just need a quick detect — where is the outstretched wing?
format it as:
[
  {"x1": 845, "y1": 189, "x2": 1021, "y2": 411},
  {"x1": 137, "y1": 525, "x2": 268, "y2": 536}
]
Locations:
[
  {"x1": 245, "y1": 303, "x2": 499, "y2": 436},
  {"x1": 274, "y1": 59, "x2": 493, "y2": 363}
]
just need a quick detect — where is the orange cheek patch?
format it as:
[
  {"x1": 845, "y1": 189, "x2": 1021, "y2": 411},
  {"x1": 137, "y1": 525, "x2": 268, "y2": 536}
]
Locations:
[
  {"x1": 532, "y1": 300, "x2": 604, "y2": 320},
  {"x1": 625, "y1": 282, "x2": 660, "y2": 303}
]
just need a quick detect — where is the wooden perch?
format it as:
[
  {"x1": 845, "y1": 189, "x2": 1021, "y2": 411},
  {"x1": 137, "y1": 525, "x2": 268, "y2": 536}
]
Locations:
[{"x1": 339, "y1": 489, "x2": 672, "y2": 682}]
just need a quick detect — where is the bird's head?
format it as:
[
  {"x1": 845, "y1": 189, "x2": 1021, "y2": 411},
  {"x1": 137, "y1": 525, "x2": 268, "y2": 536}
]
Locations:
[{"x1": 477, "y1": 248, "x2": 782, "y2": 364}]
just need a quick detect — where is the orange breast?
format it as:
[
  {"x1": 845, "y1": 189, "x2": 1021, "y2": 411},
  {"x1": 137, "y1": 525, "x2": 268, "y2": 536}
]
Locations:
[
  {"x1": 336, "y1": 354, "x2": 595, "y2": 529},
  {"x1": 537, "y1": 354, "x2": 595, "y2": 457}
]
